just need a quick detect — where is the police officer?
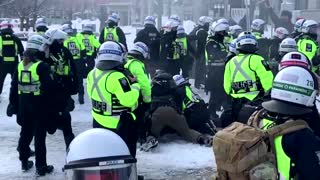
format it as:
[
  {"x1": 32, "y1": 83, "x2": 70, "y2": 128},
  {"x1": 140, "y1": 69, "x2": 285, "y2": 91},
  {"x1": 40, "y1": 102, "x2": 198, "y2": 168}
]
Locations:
[
  {"x1": 297, "y1": 20, "x2": 320, "y2": 73},
  {"x1": 134, "y1": 16, "x2": 161, "y2": 77},
  {"x1": 229, "y1": 25, "x2": 242, "y2": 40},
  {"x1": 205, "y1": 20, "x2": 229, "y2": 118},
  {"x1": 99, "y1": 14, "x2": 127, "y2": 49},
  {"x1": 0, "y1": 21, "x2": 24, "y2": 97},
  {"x1": 173, "y1": 74, "x2": 217, "y2": 135},
  {"x1": 76, "y1": 24, "x2": 100, "y2": 77},
  {"x1": 223, "y1": 32, "x2": 274, "y2": 127},
  {"x1": 7, "y1": 35, "x2": 54, "y2": 175},
  {"x1": 87, "y1": 41, "x2": 140, "y2": 157},
  {"x1": 125, "y1": 42, "x2": 151, "y2": 105},
  {"x1": 251, "y1": 19, "x2": 270, "y2": 60},
  {"x1": 191, "y1": 16, "x2": 212, "y2": 89},
  {"x1": 62, "y1": 24, "x2": 86, "y2": 104},
  {"x1": 34, "y1": 18, "x2": 48, "y2": 35},
  {"x1": 292, "y1": 18, "x2": 305, "y2": 40},
  {"x1": 249, "y1": 66, "x2": 320, "y2": 180},
  {"x1": 174, "y1": 26, "x2": 195, "y2": 77},
  {"x1": 160, "y1": 20, "x2": 179, "y2": 74},
  {"x1": 44, "y1": 29, "x2": 78, "y2": 149},
  {"x1": 268, "y1": 27, "x2": 289, "y2": 75},
  {"x1": 226, "y1": 39, "x2": 238, "y2": 62}
]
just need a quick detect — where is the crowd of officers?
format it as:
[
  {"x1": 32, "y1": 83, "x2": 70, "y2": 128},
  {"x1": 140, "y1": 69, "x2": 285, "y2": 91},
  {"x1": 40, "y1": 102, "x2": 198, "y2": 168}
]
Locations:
[{"x1": 3, "y1": 8, "x2": 320, "y2": 179}]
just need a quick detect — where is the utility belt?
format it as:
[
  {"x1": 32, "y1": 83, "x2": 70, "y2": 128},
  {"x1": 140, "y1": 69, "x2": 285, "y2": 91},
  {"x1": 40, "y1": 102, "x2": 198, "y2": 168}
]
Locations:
[
  {"x1": 92, "y1": 99, "x2": 130, "y2": 117},
  {"x1": 18, "y1": 83, "x2": 40, "y2": 94},
  {"x1": 207, "y1": 60, "x2": 225, "y2": 66}
]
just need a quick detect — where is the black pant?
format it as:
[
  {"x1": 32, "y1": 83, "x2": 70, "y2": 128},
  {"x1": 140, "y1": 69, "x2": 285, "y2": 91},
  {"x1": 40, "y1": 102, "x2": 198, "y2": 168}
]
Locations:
[
  {"x1": 57, "y1": 111, "x2": 75, "y2": 149},
  {"x1": 207, "y1": 65, "x2": 228, "y2": 117},
  {"x1": 84, "y1": 56, "x2": 95, "y2": 78},
  {"x1": 18, "y1": 110, "x2": 47, "y2": 168},
  {"x1": 0, "y1": 62, "x2": 17, "y2": 94},
  {"x1": 93, "y1": 115, "x2": 138, "y2": 157},
  {"x1": 74, "y1": 59, "x2": 85, "y2": 97},
  {"x1": 194, "y1": 56, "x2": 206, "y2": 88}
]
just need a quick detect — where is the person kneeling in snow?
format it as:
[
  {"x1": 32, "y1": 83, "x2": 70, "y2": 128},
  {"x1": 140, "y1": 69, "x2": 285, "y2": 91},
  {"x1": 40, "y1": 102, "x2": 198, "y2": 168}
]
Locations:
[
  {"x1": 140, "y1": 71, "x2": 212, "y2": 152},
  {"x1": 173, "y1": 74, "x2": 217, "y2": 136}
]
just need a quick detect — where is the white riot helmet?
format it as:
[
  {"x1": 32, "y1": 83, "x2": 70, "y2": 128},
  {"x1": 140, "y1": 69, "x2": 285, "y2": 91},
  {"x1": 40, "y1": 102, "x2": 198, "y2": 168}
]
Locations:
[
  {"x1": 44, "y1": 29, "x2": 68, "y2": 45},
  {"x1": 35, "y1": 18, "x2": 48, "y2": 29},
  {"x1": 217, "y1": 18, "x2": 229, "y2": 25},
  {"x1": 210, "y1": 20, "x2": 229, "y2": 35},
  {"x1": 229, "y1": 25, "x2": 242, "y2": 37},
  {"x1": 229, "y1": 39, "x2": 238, "y2": 54},
  {"x1": 262, "y1": 66, "x2": 318, "y2": 115},
  {"x1": 301, "y1": 20, "x2": 319, "y2": 35},
  {"x1": 198, "y1": 16, "x2": 213, "y2": 26},
  {"x1": 62, "y1": 24, "x2": 73, "y2": 34},
  {"x1": 0, "y1": 20, "x2": 13, "y2": 30},
  {"x1": 107, "y1": 13, "x2": 120, "y2": 24},
  {"x1": 251, "y1": 19, "x2": 266, "y2": 31},
  {"x1": 279, "y1": 38, "x2": 297, "y2": 54},
  {"x1": 169, "y1": 14, "x2": 182, "y2": 24},
  {"x1": 144, "y1": 16, "x2": 156, "y2": 26},
  {"x1": 96, "y1": 41, "x2": 125, "y2": 70},
  {"x1": 236, "y1": 31, "x2": 258, "y2": 53},
  {"x1": 177, "y1": 25, "x2": 186, "y2": 37},
  {"x1": 129, "y1": 42, "x2": 149, "y2": 60},
  {"x1": 163, "y1": 20, "x2": 179, "y2": 33},
  {"x1": 294, "y1": 19, "x2": 306, "y2": 33},
  {"x1": 26, "y1": 34, "x2": 49, "y2": 52},
  {"x1": 82, "y1": 24, "x2": 93, "y2": 32},
  {"x1": 279, "y1": 52, "x2": 310, "y2": 70},
  {"x1": 274, "y1": 27, "x2": 289, "y2": 39},
  {"x1": 173, "y1": 74, "x2": 187, "y2": 86},
  {"x1": 64, "y1": 129, "x2": 137, "y2": 180}
]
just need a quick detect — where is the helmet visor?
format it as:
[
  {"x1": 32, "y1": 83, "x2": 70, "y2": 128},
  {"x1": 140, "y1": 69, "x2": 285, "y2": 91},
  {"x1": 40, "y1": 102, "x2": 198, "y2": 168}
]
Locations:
[{"x1": 66, "y1": 164, "x2": 137, "y2": 180}]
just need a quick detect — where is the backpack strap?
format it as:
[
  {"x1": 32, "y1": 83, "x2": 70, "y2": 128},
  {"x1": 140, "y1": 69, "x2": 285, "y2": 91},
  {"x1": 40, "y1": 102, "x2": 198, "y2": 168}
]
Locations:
[
  {"x1": 266, "y1": 120, "x2": 310, "y2": 155},
  {"x1": 247, "y1": 109, "x2": 265, "y2": 128}
]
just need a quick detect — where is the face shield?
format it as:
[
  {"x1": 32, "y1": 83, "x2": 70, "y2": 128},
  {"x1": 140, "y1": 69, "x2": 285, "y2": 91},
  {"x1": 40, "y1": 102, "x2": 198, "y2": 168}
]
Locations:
[{"x1": 64, "y1": 157, "x2": 137, "y2": 180}]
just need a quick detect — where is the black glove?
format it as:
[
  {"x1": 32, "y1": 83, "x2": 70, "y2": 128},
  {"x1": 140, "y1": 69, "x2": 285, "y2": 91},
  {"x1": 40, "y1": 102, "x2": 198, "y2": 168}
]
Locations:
[
  {"x1": 65, "y1": 98, "x2": 75, "y2": 112},
  {"x1": 6, "y1": 104, "x2": 17, "y2": 117}
]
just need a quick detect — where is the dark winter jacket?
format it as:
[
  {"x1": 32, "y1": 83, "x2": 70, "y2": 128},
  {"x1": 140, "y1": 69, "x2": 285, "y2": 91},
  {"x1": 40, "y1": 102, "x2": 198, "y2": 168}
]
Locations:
[
  {"x1": 45, "y1": 41, "x2": 79, "y2": 99},
  {"x1": 134, "y1": 25, "x2": 161, "y2": 62},
  {"x1": 160, "y1": 30, "x2": 177, "y2": 61},
  {"x1": 0, "y1": 30, "x2": 24, "y2": 63},
  {"x1": 99, "y1": 23, "x2": 127, "y2": 49},
  {"x1": 9, "y1": 60, "x2": 53, "y2": 124}
]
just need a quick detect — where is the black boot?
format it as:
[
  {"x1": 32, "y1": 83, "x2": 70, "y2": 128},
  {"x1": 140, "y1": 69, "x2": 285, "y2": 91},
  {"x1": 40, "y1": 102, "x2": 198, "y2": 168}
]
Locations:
[
  {"x1": 21, "y1": 160, "x2": 34, "y2": 171},
  {"x1": 78, "y1": 94, "x2": 84, "y2": 104},
  {"x1": 36, "y1": 165, "x2": 54, "y2": 176}
]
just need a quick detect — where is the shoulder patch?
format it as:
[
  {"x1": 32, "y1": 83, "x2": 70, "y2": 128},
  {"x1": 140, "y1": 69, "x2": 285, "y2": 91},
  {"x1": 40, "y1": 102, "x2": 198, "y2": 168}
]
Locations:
[
  {"x1": 306, "y1": 43, "x2": 313, "y2": 52},
  {"x1": 119, "y1": 77, "x2": 131, "y2": 93}
]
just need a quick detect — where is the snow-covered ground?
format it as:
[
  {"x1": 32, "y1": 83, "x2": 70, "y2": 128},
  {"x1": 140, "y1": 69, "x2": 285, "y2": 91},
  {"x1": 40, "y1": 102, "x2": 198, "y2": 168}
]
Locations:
[{"x1": 0, "y1": 25, "x2": 216, "y2": 179}]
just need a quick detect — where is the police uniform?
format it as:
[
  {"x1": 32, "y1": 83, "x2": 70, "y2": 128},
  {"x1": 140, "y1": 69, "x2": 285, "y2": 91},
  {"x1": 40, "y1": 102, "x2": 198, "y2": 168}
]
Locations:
[
  {"x1": 0, "y1": 29, "x2": 24, "y2": 95},
  {"x1": 173, "y1": 35, "x2": 194, "y2": 77},
  {"x1": 64, "y1": 34, "x2": 86, "y2": 103},
  {"x1": 297, "y1": 35, "x2": 320, "y2": 73},
  {"x1": 99, "y1": 25, "x2": 127, "y2": 49},
  {"x1": 87, "y1": 67, "x2": 140, "y2": 157},
  {"x1": 9, "y1": 56, "x2": 53, "y2": 170},
  {"x1": 45, "y1": 43, "x2": 78, "y2": 149},
  {"x1": 205, "y1": 35, "x2": 228, "y2": 118},
  {"x1": 77, "y1": 32, "x2": 100, "y2": 77},
  {"x1": 193, "y1": 26, "x2": 209, "y2": 88},
  {"x1": 223, "y1": 53, "x2": 273, "y2": 126}
]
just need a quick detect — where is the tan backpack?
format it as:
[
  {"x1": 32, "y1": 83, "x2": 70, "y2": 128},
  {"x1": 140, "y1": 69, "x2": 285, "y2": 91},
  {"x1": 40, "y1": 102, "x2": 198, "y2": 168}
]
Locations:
[{"x1": 213, "y1": 112, "x2": 309, "y2": 180}]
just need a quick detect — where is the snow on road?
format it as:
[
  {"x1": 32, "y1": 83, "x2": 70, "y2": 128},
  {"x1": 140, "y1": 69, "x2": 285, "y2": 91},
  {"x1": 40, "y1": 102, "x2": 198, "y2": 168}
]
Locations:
[{"x1": 0, "y1": 25, "x2": 216, "y2": 180}]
